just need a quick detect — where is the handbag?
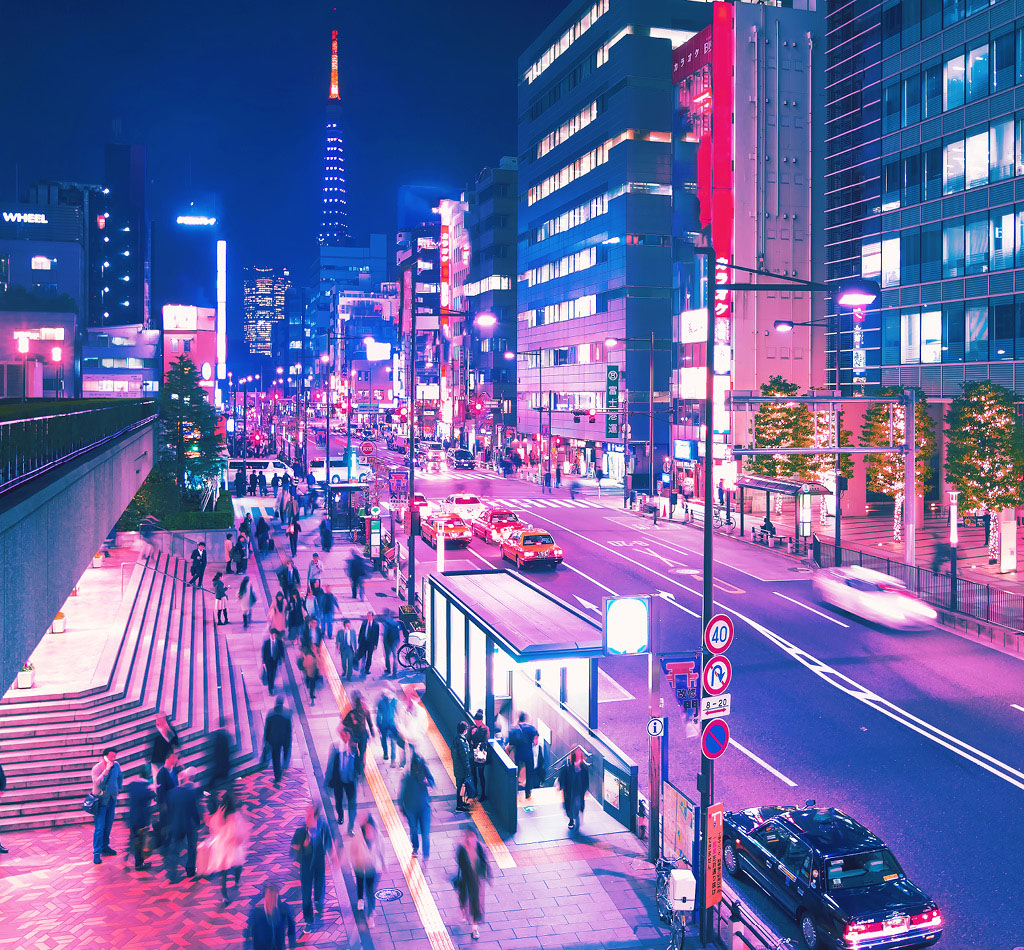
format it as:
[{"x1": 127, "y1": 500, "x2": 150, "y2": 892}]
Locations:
[
  {"x1": 473, "y1": 747, "x2": 488, "y2": 764},
  {"x1": 82, "y1": 793, "x2": 100, "y2": 815}
]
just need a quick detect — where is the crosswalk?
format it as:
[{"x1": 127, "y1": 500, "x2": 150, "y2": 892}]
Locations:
[
  {"x1": 412, "y1": 468, "x2": 507, "y2": 482},
  {"x1": 489, "y1": 496, "x2": 606, "y2": 510}
]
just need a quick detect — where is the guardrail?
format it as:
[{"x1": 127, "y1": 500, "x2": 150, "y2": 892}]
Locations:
[
  {"x1": 0, "y1": 400, "x2": 157, "y2": 497},
  {"x1": 812, "y1": 535, "x2": 1024, "y2": 633},
  {"x1": 710, "y1": 886, "x2": 797, "y2": 950}
]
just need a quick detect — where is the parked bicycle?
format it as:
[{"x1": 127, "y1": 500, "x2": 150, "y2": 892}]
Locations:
[
  {"x1": 654, "y1": 855, "x2": 686, "y2": 949},
  {"x1": 711, "y1": 506, "x2": 734, "y2": 530},
  {"x1": 396, "y1": 625, "x2": 429, "y2": 672}
]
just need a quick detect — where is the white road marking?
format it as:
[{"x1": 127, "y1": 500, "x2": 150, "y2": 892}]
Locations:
[
  {"x1": 731, "y1": 738, "x2": 798, "y2": 787},
  {"x1": 730, "y1": 605, "x2": 1024, "y2": 792},
  {"x1": 574, "y1": 594, "x2": 600, "y2": 612},
  {"x1": 1011, "y1": 703, "x2": 1024, "y2": 714},
  {"x1": 564, "y1": 562, "x2": 617, "y2": 596},
  {"x1": 774, "y1": 592, "x2": 850, "y2": 628}
]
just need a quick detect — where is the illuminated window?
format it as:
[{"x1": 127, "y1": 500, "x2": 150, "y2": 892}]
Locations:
[
  {"x1": 524, "y1": 0, "x2": 609, "y2": 85},
  {"x1": 534, "y1": 194, "x2": 608, "y2": 243},
  {"x1": 30, "y1": 256, "x2": 52, "y2": 271},
  {"x1": 528, "y1": 131, "x2": 637, "y2": 205},
  {"x1": 521, "y1": 246, "x2": 598, "y2": 287},
  {"x1": 537, "y1": 101, "x2": 599, "y2": 159}
]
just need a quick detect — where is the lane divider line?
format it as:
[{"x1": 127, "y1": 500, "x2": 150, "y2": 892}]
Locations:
[
  {"x1": 317, "y1": 646, "x2": 456, "y2": 950},
  {"x1": 398, "y1": 683, "x2": 516, "y2": 870},
  {"x1": 731, "y1": 738, "x2": 798, "y2": 788},
  {"x1": 774, "y1": 591, "x2": 850, "y2": 628}
]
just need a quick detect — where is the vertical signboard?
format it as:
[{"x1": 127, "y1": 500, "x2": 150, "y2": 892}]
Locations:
[
  {"x1": 705, "y1": 802, "x2": 723, "y2": 906},
  {"x1": 606, "y1": 364, "x2": 620, "y2": 439}
]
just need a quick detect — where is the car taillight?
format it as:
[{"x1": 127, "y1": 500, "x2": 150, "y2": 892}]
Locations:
[
  {"x1": 553, "y1": 547, "x2": 563, "y2": 556},
  {"x1": 909, "y1": 909, "x2": 942, "y2": 927},
  {"x1": 524, "y1": 550, "x2": 536, "y2": 558},
  {"x1": 844, "y1": 920, "x2": 885, "y2": 941}
]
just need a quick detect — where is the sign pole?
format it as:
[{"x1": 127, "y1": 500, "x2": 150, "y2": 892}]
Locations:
[{"x1": 648, "y1": 597, "x2": 662, "y2": 864}]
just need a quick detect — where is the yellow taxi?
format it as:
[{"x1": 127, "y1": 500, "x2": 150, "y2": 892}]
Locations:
[
  {"x1": 499, "y1": 528, "x2": 563, "y2": 570},
  {"x1": 420, "y1": 512, "x2": 472, "y2": 548}
]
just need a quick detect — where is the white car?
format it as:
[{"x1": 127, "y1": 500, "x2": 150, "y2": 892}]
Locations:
[
  {"x1": 442, "y1": 492, "x2": 485, "y2": 522},
  {"x1": 812, "y1": 565, "x2": 937, "y2": 629}
]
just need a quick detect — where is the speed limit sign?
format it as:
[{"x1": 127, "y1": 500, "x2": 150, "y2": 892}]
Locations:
[{"x1": 703, "y1": 613, "x2": 734, "y2": 655}]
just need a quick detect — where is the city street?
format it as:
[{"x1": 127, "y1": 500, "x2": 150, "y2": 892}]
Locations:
[{"x1": 367, "y1": 444, "x2": 1024, "y2": 950}]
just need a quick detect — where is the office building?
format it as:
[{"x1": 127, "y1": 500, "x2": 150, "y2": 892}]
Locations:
[
  {"x1": 0, "y1": 311, "x2": 75, "y2": 398},
  {"x1": 242, "y1": 265, "x2": 290, "y2": 360},
  {"x1": 463, "y1": 158, "x2": 519, "y2": 453},
  {"x1": 320, "y1": 233, "x2": 388, "y2": 294},
  {"x1": 320, "y1": 29, "x2": 349, "y2": 246},
  {"x1": 162, "y1": 304, "x2": 218, "y2": 406},
  {"x1": 672, "y1": 0, "x2": 826, "y2": 498},
  {"x1": 81, "y1": 323, "x2": 162, "y2": 398},
  {"x1": 517, "y1": 0, "x2": 708, "y2": 488},
  {"x1": 0, "y1": 203, "x2": 85, "y2": 313}
]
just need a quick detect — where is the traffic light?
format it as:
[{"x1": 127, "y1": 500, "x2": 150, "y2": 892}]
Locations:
[
  {"x1": 573, "y1": 411, "x2": 582, "y2": 424},
  {"x1": 588, "y1": 408, "x2": 597, "y2": 423},
  {"x1": 555, "y1": 437, "x2": 562, "y2": 446}
]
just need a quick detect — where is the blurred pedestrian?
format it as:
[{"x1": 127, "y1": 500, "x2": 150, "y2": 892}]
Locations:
[
  {"x1": 223, "y1": 532, "x2": 235, "y2": 574},
  {"x1": 278, "y1": 559, "x2": 300, "y2": 597},
  {"x1": 319, "y1": 514, "x2": 333, "y2": 552},
  {"x1": 338, "y1": 618, "x2": 357, "y2": 680},
  {"x1": 207, "y1": 790, "x2": 250, "y2": 904},
  {"x1": 342, "y1": 693, "x2": 374, "y2": 773},
  {"x1": 263, "y1": 698, "x2": 292, "y2": 786},
  {"x1": 468, "y1": 710, "x2": 489, "y2": 803},
  {"x1": 558, "y1": 746, "x2": 590, "y2": 831},
  {"x1": 396, "y1": 692, "x2": 427, "y2": 758},
  {"x1": 507, "y1": 712, "x2": 540, "y2": 800},
  {"x1": 270, "y1": 473, "x2": 281, "y2": 499},
  {"x1": 244, "y1": 882, "x2": 296, "y2": 950},
  {"x1": 153, "y1": 750, "x2": 178, "y2": 850},
  {"x1": 319, "y1": 584, "x2": 338, "y2": 641},
  {"x1": 189, "y1": 541, "x2": 207, "y2": 589},
  {"x1": 258, "y1": 471, "x2": 268, "y2": 497},
  {"x1": 376, "y1": 686, "x2": 404, "y2": 766},
  {"x1": 351, "y1": 815, "x2": 385, "y2": 927},
  {"x1": 207, "y1": 717, "x2": 233, "y2": 809},
  {"x1": 262, "y1": 629, "x2": 285, "y2": 696},
  {"x1": 381, "y1": 610, "x2": 401, "y2": 677},
  {"x1": 255, "y1": 515, "x2": 270, "y2": 554},
  {"x1": 163, "y1": 766, "x2": 202, "y2": 883},
  {"x1": 301, "y1": 647, "x2": 321, "y2": 706},
  {"x1": 325, "y1": 727, "x2": 358, "y2": 835},
  {"x1": 124, "y1": 764, "x2": 154, "y2": 870},
  {"x1": 356, "y1": 609, "x2": 380, "y2": 675},
  {"x1": 291, "y1": 803, "x2": 338, "y2": 935},
  {"x1": 454, "y1": 826, "x2": 490, "y2": 940},
  {"x1": 347, "y1": 548, "x2": 367, "y2": 600},
  {"x1": 213, "y1": 572, "x2": 229, "y2": 625},
  {"x1": 286, "y1": 591, "x2": 305, "y2": 643},
  {"x1": 400, "y1": 752, "x2": 434, "y2": 861},
  {"x1": 454, "y1": 721, "x2": 472, "y2": 812},
  {"x1": 239, "y1": 576, "x2": 257, "y2": 630},
  {"x1": 150, "y1": 712, "x2": 180, "y2": 775},
  {"x1": 268, "y1": 591, "x2": 287, "y2": 637},
  {"x1": 306, "y1": 553, "x2": 323, "y2": 594},
  {"x1": 287, "y1": 517, "x2": 300, "y2": 557}
]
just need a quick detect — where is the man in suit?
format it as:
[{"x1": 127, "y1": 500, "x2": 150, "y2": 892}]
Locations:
[
  {"x1": 356, "y1": 610, "x2": 381, "y2": 676},
  {"x1": 277, "y1": 559, "x2": 300, "y2": 598},
  {"x1": 125, "y1": 765, "x2": 154, "y2": 870},
  {"x1": 188, "y1": 542, "x2": 207, "y2": 589},
  {"x1": 263, "y1": 698, "x2": 293, "y2": 786},
  {"x1": 152, "y1": 750, "x2": 179, "y2": 850},
  {"x1": 261, "y1": 630, "x2": 285, "y2": 696},
  {"x1": 163, "y1": 767, "x2": 203, "y2": 883},
  {"x1": 325, "y1": 727, "x2": 358, "y2": 834}
]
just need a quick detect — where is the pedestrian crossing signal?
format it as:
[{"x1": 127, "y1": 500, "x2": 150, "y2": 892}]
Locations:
[{"x1": 588, "y1": 409, "x2": 596, "y2": 423}]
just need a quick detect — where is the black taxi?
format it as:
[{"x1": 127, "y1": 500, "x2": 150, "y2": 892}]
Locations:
[{"x1": 723, "y1": 804, "x2": 942, "y2": 950}]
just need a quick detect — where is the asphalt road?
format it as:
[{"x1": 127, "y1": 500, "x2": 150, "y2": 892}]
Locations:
[{"x1": 346, "y1": 440, "x2": 1024, "y2": 950}]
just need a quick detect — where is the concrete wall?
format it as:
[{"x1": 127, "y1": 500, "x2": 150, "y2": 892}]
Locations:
[{"x1": 0, "y1": 421, "x2": 155, "y2": 692}]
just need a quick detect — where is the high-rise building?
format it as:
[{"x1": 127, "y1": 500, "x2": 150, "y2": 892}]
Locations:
[
  {"x1": 517, "y1": 0, "x2": 708, "y2": 488},
  {"x1": 320, "y1": 233, "x2": 388, "y2": 294},
  {"x1": 672, "y1": 1, "x2": 826, "y2": 500},
  {"x1": 319, "y1": 29, "x2": 349, "y2": 247},
  {"x1": 242, "y1": 265, "x2": 290, "y2": 360}
]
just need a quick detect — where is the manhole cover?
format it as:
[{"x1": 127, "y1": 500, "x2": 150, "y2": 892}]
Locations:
[{"x1": 375, "y1": 888, "x2": 403, "y2": 902}]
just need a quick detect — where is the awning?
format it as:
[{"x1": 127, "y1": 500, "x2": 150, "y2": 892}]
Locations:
[{"x1": 734, "y1": 475, "x2": 831, "y2": 497}]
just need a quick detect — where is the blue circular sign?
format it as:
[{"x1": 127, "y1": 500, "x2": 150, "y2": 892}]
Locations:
[{"x1": 701, "y1": 718, "x2": 730, "y2": 759}]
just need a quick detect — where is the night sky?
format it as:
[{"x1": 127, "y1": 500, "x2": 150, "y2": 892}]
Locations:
[{"x1": 1, "y1": 0, "x2": 559, "y2": 306}]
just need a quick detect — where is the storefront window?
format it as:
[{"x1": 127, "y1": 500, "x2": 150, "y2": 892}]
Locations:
[
  {"x1": 965, "y1": 302, "x2": 989, "y2": 361},
  {"x1": 433, "y1": 592, "x2": 448, "y2": 683},
  {"x1": 467, "y1": 621, "x2": 486, "y2": 720}
]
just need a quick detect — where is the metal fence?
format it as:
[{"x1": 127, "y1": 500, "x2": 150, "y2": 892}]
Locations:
[
  {"x1": 812, "y1": 535, "x2": 1024, "y2": 632},
  {"x1": 0, "y1": 400, "x2": 157, "y2": 496}
]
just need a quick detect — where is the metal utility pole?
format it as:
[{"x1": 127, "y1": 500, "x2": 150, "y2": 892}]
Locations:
[
  {"x1": 649, "y1": 330, "x2": 655, "y2": 496},
  {"x1": 695, "y1": 246, "x2": 717, "y2": 945},
  {"x1": 834, "y1": 401, "x2": 843, "y2": 567},
  {"x1": 241, "y1": 377, "x2": 249, "y2": 489},
  {"x1": 405, "y1": 271, "x2": 418, "y2": 608},
  {"x1": 648, "y1": 599, "x2": 663, "y2": 864},
  {"x1": 325, "y1": 337, "x2": 333, "y2": 528}
]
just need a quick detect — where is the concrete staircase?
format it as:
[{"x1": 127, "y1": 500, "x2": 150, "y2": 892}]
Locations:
[{"x1": 0, "y1": 552, "x2": 261, "y2": 832}]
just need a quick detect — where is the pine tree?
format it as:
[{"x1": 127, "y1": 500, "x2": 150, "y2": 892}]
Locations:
[
  {"x1": 159, "y1": 355, "x2": 223, "y2": 500},
  {"x1": 747, "y1": 376, "x2": 813, "y2": 510},
  {"x1": 861, "y1": 387, "x2": 935, "y2": 542},
  {"x1": 945, "y1": 381, "x2": 1024, "y2": 562}
]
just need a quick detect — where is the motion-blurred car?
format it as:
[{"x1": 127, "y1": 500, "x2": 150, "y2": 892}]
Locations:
[
  {"x1": 472, "y1": 507, "x2": 526, "y2": 543},
  {"x1": 420, "y1": 513, "x2": 472, "y2": 548},
  {"x1": 416, "y1": 448, "x2": 447, "y2": 473},
  {"x1": 442, "y1": 493, "x2": 485, "y2": 522},
  {"x1": 499, "y1": 528, "x2": 563, "y2": 570},
  {"x1": 723, "y1": 804, "x2": 943, "y2": 950},
  {"x1": 812, "y1": 566, "x2": 937, "y2": 629},
  {"x1": 448, "y1": 449, "x2": 476, "y2": 470}
]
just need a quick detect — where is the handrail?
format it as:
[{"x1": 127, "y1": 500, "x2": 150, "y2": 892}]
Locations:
[
  {"x1": 0, "y1": 400, "x2": 157, "y2": 497},
  {"x1": 545, "y1": 743, "x2": 592, "y2": 781}
]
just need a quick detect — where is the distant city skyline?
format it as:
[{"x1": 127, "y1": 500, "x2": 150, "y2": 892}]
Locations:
[{"x1": 241, "y1": 264, "x2": 289, "y2": 359}]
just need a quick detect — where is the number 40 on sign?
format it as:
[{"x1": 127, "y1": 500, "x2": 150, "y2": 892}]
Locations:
[{"x1": 703, "y1": 613, "x2": 734, "y2": 655}]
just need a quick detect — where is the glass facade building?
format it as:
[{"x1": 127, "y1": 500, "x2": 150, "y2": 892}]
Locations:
[
  {"x1": 827, "y1": 0, "x2": 1024, "y2": 397},
  {"x1": 242, "y1": 265, "x2": 290, "y2": 359}
]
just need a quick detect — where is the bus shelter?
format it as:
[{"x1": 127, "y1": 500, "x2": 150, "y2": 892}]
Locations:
[
  {"x1": 423, "y1": 569, "x2": 638, "y2": 835},
  {"x1": 734, "y1": 474, "x2": 831, "y2": 551}
]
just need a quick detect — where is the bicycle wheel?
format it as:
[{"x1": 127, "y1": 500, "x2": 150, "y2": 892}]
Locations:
[
  {"x1": 655, "y1": 874, "x2": 672, "y2": 923},
  {"x1": 412, "y1": 646, "x2": 430, "y2": 672},
  {"x1": 669, "y1": 912, "x2": 685, "y2": 949},
  {"x1": 396, "y1": 643, "x2": 417, "y2": 669}
]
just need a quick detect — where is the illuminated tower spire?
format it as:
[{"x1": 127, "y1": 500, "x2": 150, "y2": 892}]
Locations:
[{"x1": 319, "y1": 28, "x2": 348, "y2": 245}]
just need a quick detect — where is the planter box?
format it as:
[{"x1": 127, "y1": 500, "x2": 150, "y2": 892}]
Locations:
[
  {"x1": 51, "y1": 614, "x2": 66, "y2": 634},
  {"x1": 16, "y1": 670, "x2": 34, "y2": 689},
  {"x1": 92, "y1": 553, "x2": 103, "y2": 568}
]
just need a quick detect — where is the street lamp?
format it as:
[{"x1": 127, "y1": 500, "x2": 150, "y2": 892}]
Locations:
[
  {"x1": 51, "y1": 346, "x2": 63, "y2": 398},
  {"x1": 321, "y1": 350, "x2": 333, "y2": 518},
  {"x1": 948, "y1": 490, "x2": 959, "y2": 612},
  {"x1": 15, "y1": 334, "x2": 29, "y2": 403}
]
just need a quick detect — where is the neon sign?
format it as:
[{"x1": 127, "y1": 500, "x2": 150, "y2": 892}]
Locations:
[
  {"x1": 2, "y1": 211, "x2": 48, "y2": 224},
  {"x1": 176, "y1": 215, "x2": 217, "y2": 226}
]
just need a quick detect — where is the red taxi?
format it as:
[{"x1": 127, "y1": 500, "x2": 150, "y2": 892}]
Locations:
[
  {"x1": 499, "y1": 528, "x2": 563, "y2": 570},
  {"x1": 420, "y1": 513, "x2": 472, "y2": 548},
  {"x1": 472, "y1": 507, "x2": 526, "y2": 544}
]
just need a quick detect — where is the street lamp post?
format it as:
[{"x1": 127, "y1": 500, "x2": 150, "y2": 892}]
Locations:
[
  {"x1": 241, "y1": 375, "x2": 251, "y2": 490},
  {"x1": 509, "y1": 348, "x2": 548, "y2": 492},
  {"x1": 949, "y1": 490, "x2": 959, "y2": 612},
  {"x1": 16, "y1": 334, "x2": 29, "y2": 402}
]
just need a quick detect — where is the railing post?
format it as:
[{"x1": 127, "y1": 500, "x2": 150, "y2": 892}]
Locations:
[{"x1": 986, "y1": 583, "x2": 991, "y2": 622}]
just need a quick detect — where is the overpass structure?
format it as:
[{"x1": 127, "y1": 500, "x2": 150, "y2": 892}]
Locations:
[{"x1": 0, "y1": 400, "x2": 157, "y2": 692}]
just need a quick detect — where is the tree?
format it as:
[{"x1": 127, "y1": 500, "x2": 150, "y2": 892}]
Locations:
[
  {"x1": 945, "y1": 381, "x2": 1024, "y2": 562},
  {"x1": 861, "y1": 388, "x2": 935, "y2": 542},
  {"x1": 747, "y1": 376, "x2": 813, "y2": 511},
  {"x1": 805, "y1": 403, "x2": 855, "y2": 525},
  {"x1": 159, "y1": 355, "x2": 223, "y2": 500}
]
